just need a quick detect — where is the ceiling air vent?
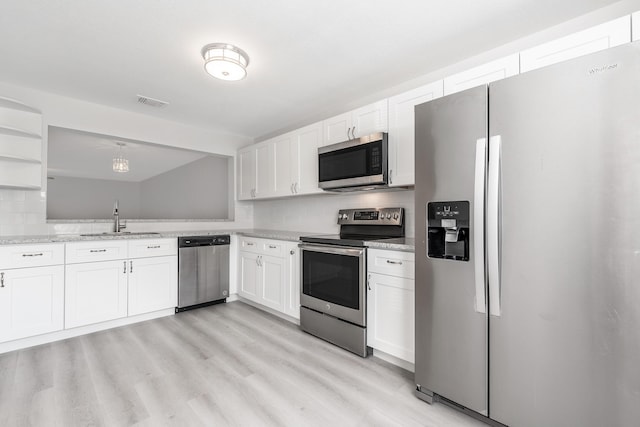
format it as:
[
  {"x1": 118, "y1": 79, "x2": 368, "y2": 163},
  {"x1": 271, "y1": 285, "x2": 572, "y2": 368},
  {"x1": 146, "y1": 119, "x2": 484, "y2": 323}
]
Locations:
[{"x1": 136, "y1": 94, "x2": 169, "y2": 108}]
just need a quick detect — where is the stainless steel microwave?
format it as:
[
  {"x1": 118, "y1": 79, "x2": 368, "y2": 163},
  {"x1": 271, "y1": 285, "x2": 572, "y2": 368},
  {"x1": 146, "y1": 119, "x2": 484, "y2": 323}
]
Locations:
[{"x1": 318, "y1": 132, "x2": 388, "y2": 191}]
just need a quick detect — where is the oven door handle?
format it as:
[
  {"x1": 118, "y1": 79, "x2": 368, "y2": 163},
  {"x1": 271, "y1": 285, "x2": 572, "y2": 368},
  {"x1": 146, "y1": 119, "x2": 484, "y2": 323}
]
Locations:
[{"x1": 298, "y1": 243, "x2": 365, "y2": 257}]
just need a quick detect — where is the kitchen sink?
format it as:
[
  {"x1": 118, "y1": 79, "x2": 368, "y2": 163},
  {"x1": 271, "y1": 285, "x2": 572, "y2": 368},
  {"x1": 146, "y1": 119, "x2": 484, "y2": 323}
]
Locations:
[{"x1": 80, "y1": 232, "x2": 161, "y2": 237}]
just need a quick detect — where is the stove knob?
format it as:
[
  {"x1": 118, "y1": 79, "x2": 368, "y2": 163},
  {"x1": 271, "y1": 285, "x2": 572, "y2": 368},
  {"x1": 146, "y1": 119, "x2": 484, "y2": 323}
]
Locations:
[
  {"x1": 386, "y1": 213, "x2": 391, "y2": 219},
  {"x1": 393, "y1": 213, "x2": 399, "y2": 220},
  {"x1": 342, "y1": 213, "x2": 349, "y2": 220}
]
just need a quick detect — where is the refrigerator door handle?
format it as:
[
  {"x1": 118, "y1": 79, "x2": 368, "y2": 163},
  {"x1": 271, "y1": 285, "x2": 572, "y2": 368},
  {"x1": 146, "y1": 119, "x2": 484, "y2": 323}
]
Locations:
[
  {"x1": 488, "y1": 135, "x2": 502, "y2": 316},
  {"x1": 474, "y1": 138, "x2": 487, "y2": 314}
]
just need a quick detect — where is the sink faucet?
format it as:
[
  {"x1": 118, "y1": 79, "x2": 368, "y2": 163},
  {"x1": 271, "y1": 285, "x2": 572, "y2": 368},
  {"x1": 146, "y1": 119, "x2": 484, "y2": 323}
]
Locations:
[{"x1": 113, "y1": 199, "x2": 127, "y2": 233}]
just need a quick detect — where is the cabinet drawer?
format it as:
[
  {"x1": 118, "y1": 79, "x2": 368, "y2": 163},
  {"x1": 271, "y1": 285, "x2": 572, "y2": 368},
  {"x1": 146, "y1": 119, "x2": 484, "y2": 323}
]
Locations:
[
  {"x1": 128, "y1": 238, "x2": 177, "y2": 259},
  {"x1": 368, "y1": 249, "x2": 415, "y2": 279},
  {"x1": 0, "y1": 243, "x2": 64, "y2": 269},
  {"x1": 240, "y1": 237, "x2": 262, "y2": 253},
  {"x1": 66, "y1": 240, "x2": 128, "y2": 264},
  {"x1": 262, "y1": 241, "x2": 283, "y2": 256}
]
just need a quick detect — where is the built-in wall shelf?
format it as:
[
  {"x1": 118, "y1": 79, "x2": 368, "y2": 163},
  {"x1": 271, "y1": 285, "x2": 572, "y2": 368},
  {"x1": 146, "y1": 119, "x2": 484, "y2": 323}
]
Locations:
[
  {"x1": 0, "y1": 154, "x2": 42, "y2": 164},
  {"x1": 0, "y1": 125, "x2": 42, "y2": 139},
  {"x1": 0, "y1": 96, "x2": 43, "y2": 190}
]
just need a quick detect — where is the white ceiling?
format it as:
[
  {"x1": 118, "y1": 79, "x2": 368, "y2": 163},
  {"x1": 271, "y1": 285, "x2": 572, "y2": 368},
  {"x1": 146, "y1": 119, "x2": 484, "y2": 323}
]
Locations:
[
  {"x1": 0, "y1": 0, "x2": 621, "y2": 140},
  {"x1": 47, "y1": 127, "x2": 211, "y2": 182}
]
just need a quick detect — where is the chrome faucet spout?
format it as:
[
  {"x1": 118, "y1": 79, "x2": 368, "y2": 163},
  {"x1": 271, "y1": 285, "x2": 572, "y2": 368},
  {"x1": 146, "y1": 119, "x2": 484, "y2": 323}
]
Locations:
[{"x1": 113, "y1": 199, "x2": 126, "y2": 232}]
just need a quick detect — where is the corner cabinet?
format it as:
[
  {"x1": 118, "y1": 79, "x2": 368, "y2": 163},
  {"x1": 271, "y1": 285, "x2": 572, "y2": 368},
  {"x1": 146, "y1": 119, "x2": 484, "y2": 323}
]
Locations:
[
  {"x1": 237, "y1": 237, "x2": 300, "y2": 320},
  {"x1": 388, "y1": 80, "x2": 444, "y2": 187},
  {"x1": 0, "y1": 97, "x2": 43, "y2": 190},
  {"x1": 367, "y1": 249, "x2": 415, "y2": 363},
  {"x1": 0, "y1": 244, "x2": 65, "y2": 343},
  {"x1": 237, "y1": 122, "x2": 323, "y2": 200}
]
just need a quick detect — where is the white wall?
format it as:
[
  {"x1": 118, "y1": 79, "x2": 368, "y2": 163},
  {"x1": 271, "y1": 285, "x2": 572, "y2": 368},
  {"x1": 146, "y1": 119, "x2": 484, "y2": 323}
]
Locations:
[
  {"x1": 0, "y1": 81, "x2": 253, "y2": 236},
  {"x1": 252, "y1": 190, "x2": 416, "y2": 237},
  {"x1": 140, "y1": 156, "x2": 229, "y2": 219},
  {"x1": 47, "y1": 177, "x2": 142, "y2": 219}
]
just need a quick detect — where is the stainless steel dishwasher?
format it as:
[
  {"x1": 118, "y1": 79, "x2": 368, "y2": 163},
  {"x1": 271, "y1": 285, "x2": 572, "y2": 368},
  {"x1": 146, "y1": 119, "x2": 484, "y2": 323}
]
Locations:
[{"x1": 177, "y1": 235, "x2": 230, "y2": 312}]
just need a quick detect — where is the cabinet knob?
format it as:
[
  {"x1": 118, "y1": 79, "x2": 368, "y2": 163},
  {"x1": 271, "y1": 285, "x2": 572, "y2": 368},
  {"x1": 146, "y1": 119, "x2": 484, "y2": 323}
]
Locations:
[{"x1": 290, "y1": 250, "x2": 295, "y2": 255}]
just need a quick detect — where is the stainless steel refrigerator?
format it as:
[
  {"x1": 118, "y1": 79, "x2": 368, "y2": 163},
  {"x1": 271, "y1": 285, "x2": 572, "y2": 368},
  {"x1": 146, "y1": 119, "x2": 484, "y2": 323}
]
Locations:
[{"x1": 415, "y1": 42, "x2": 640, "y2": 427}]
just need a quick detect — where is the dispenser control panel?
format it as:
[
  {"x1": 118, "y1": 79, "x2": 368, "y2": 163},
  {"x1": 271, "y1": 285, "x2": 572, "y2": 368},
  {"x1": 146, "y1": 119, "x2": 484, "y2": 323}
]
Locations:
[{"x1": 427, "y1": 201, "x2": 470, "y2": 261}]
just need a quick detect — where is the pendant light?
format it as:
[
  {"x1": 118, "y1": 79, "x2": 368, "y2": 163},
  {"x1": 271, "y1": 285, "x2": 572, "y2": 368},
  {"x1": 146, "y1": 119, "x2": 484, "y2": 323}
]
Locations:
[
  {"x1": 112, "y1": 142, "x2": 129, "y2": 173},
  {"x1": 201, "y1": 43, "x2": 250, "y2": 81}
]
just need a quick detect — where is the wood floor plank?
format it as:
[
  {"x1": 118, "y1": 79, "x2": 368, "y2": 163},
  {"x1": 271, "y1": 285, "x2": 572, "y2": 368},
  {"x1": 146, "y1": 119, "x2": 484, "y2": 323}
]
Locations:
[{"x1": 0, "y1": 301, "x2": 484, "y2": 426}]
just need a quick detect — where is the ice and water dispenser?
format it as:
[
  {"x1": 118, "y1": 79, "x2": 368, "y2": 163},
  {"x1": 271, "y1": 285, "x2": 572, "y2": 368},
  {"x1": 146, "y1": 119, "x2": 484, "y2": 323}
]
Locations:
[{"x1": 427, "y1": 201, "x2": 470, "y2": 261}]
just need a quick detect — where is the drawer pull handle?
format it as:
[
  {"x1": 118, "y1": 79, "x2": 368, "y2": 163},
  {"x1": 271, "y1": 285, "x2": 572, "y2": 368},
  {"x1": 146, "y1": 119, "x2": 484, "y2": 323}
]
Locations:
[
  {"x1": 386, "y1": 260, "x2": 403, "y2": 265},
  {"x1": 268, "y1": 245, "x2": 277, "y2": 249},
  {"x1": 147, "y1": 245, "x2": 161, "y2": 249},
  {"x1": 22, "y1": 253, "x2": 43, "y2": 257},
  {"x1": 247, "y1": 243, "x2": 254, "y2": 246},
  {"x1": 90, "y1": 249, "x2": 107, "y2": 253}
]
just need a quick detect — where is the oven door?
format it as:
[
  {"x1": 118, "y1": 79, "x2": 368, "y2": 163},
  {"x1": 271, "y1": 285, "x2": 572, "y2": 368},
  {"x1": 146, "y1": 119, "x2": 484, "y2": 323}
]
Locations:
[{"x1": 299, "y1": 243, "x2": 366, "y2": 326}]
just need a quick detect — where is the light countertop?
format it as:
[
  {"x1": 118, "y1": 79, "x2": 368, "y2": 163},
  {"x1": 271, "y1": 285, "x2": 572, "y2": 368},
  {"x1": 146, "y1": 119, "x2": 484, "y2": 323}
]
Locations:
[{"x1": 0, "y1": 229, "x2": 415, "y2": 252}]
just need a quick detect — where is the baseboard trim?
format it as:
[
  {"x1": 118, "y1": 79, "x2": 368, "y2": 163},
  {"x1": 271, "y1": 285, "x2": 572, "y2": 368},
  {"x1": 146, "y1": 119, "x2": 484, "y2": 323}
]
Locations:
[{"x1": 0, "y1": 308, "x2": 175, "y2": 354}]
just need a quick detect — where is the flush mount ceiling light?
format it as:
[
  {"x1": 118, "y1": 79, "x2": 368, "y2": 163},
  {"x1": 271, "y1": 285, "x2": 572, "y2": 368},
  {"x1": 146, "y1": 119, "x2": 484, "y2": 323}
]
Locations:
[
  {"x1": 201, "y1": 43, "x2": 250, "y2": 81},
  {"x1": 112, "y1": 142, "x2": 129, "y2": 173}
]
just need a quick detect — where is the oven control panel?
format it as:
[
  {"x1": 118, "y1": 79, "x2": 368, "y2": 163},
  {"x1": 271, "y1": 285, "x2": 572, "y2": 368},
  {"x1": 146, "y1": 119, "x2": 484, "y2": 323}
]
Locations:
[{"x1": 337, "y1": 208, "x2": 403, "y2": 226}]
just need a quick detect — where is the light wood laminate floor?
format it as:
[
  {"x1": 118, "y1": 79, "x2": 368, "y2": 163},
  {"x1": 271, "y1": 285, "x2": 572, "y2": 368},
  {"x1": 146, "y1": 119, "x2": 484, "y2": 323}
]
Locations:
[{"x1": 0, "y1": 301, "x2": 483, "y2": 426}]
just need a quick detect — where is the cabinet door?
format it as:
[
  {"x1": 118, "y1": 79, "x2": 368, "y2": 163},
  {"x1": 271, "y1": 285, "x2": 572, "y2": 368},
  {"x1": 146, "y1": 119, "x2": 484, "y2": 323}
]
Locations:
[
  {"x1": 237, "y1": 147, "x2": 256, "y2": 200},
  {"x1": 388, "y1": 81, "x2": 443, "y2": 187},
  {"x1": 238, "y1": 251, "x2": 260, "y2": 302},
  {"x1": 352, "y1": 99, "x2": 388, "y2": 137},
  {"x1": 290, "y1": 122, "x2": 323, "y2": 195},
  {"x1": 323, "y1": 112, "x2": 352, "y2": 145},
  {"x1": 65, "y1": 260, "x2": 128, "y2": 329},
  {"x1": 520, "y1": 16, "x2": 630, "y2": 73},
  {"x1": 367, "y1": 273, "x2": 415, "y2": 363},
  {"x1": 255, "y1": 143, "x2": 275, "y2": 198},
  {"x1": 0, "y1": 265, "x2": 64, "y2": 343},
  {"x1": 273, "y1": 133, "x2": 294, "y2": 197},
  {"x1": 634, "y1": 12, "x2": 640, "y2": 41},
  {"x1": 283, "y1": 243, "x2": 300, "y2": 319},
  {"x1": 128, "y1": 256, "x2": 177, "y2": 316},
  {"x1": 259, "y1": 255, "x2": 285, "y2": 312},
  {"x1": 443, "y1": 54, "x2": 519, "y2": 95}
]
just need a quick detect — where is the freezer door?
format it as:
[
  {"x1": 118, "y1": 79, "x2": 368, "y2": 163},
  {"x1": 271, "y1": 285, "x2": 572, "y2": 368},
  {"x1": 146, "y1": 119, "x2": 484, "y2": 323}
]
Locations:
[
  {"x1": 489, "y1": 42, "x2": 640, "y2": 426},
  {"x1": 415, "y1": 85, "x2": 488, "y2": 415}
]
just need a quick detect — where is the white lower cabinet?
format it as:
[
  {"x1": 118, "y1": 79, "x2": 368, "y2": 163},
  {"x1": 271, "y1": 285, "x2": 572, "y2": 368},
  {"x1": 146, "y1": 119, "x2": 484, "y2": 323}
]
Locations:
[
  {"x1": 237, "y1": 237, "x2": 300, "y2": 320},
  {"x1": 0, "y1": 265, "x2": 64, "y2": 342},
  {"x1": 65, "y1": 238, "x2": 178, "y2": 329},
  {"x1": 65, "y1": 260, "x2": 128, "y2": 328},
  {"x1": 128, "y1": 255, "x2": 177, "y2": 316},
  {"x1": 367, "y1": 249, "x2": 415, "y2": 363},
  {"x1": 283, "y1": 242, "x2": 300, "y2": 319}
]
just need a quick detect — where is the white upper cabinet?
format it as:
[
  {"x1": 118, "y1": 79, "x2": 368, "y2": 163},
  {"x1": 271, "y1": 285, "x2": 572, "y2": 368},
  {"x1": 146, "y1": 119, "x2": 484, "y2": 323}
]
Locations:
[
  {"x1": 388, "y1": 80, "x2": 444, "y2": 187},
  {"x1": 238, "y1": 121, "x2": 323, "y2": 200},
  {"x1": 255, "y1": 143, "x2": 275, "y2": 198},
  {"x1": 290, "y1": 122, "x2": 323, "y2": 195},
  {"x1": 634, "y1": 12, "x2": 640, "y2": 41},
  {"x1": 273, "y1": 132, "x2": 295, "y2": 197},
  {"x1": 237, "y1": 147, "x2": 256, "y2": 200},
  {"x1": 520, "y1": 16, "x2": 631, "y2": 73},
  {"x1": 322, "y1": 100, "x2": 388, "y2": 145},
  {"x1": 443, "y1": 54, "x2": 520, "y2": 95},
  {"x1": 323, "y1": 111, "x2": 352, "y2": 146}
]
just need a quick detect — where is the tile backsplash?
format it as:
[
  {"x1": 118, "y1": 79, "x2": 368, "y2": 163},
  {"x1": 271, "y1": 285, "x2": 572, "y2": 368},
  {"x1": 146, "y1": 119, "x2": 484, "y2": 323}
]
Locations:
[{"x1": 252, "y1": 189, "x2": 416, "y2": 237}]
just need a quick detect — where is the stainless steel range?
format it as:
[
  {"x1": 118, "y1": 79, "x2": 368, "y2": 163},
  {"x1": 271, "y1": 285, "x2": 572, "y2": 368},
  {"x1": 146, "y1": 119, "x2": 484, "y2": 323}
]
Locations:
[{"x1": 299, "y1": 207, "x2": 404, "y2": 357}]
